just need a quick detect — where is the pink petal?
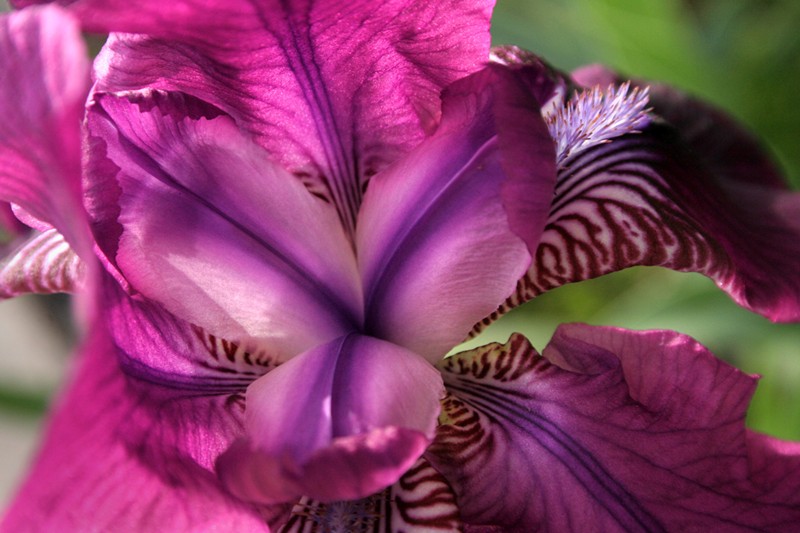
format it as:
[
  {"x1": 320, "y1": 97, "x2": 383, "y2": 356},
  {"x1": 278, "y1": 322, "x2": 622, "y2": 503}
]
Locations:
[
  {"x1": 218, "y1": 334, "x2": 444, "y2": 504},
  {"x1": 506, "y1": 65, "x2": 800, "y2": 323},
  {"x1": 70, "y1": 0, "x2": 494, "y2": 235},
  {"x1": 0, "y1": 227, "x2": 84, "y2": 298},
  {"x1": 357, "y1": 65, "x2": 556, "y2": 361},
  {"x1": 0, "y1": 5, "x2": 91, "y2": 257},
  {"x1": 88, "y1": 90, "x2": 361, "y2": 360},
  {"x1": 427, "y1": 326, "x2": 800, "y2": 530},
  {"x1": 2, "y1": 317, "x2": 269, "y2": 531},
  {"x1": 102, "y1": 273, "x2": 277, "y2": 391}
]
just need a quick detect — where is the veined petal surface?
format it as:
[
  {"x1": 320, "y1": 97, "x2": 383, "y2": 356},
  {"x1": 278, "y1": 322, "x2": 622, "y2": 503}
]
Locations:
[
  {"x1": 427, "y1": 327, "x2": 800, "y2": 531},
  {"x1": 0, "y1": 5, "x2": 91, "y2": 255},
  {"x1": 88, "y1": 90, "x2": 361, "y2": 360},
  {"x1": 281, "y1": 458, "x2": 461, "y2": 532},
  {"x1": 102, "y1": 274, "x2": 277, "y2": 392},
  {"x1": 0, "y1": 227, "x2": 83, "y2": 298},
  {"x1": 218, "y1": 334, "x2": 444, "y2": 504},
  {"x1": 52, "y1": 0, "x2": 496, "y2": 234},
  {"x1": 357, "y1": 66, "x2": 555, "y2": 361},
  {"x1": 504, "y1": 66, "x2": 800, "y2": 323},
  {"x1": 1, "y1": 317, "x2": 269, "y2": 531}
]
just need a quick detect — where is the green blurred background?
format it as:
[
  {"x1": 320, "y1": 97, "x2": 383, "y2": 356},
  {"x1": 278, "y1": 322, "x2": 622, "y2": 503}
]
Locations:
[{"x1": 0, "y1": 0, "x2": 799, "y2": 504}]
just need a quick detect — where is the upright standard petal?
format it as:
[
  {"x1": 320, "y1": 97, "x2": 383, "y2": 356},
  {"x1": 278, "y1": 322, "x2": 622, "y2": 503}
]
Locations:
[
  {"x1": 427, "y1": 327, "x2": 800, "y2": 531},
  {"x1": 70, "y1": 0, "x2": 495, "y2": 235},
  {"x1": 505, "y1": 66, "x2": 800, "y2": 323},
  {"x1": 218, "y1": 334, "x2": 444, "y2": 504},
  {"x1": 357, "y1": 65, "x2": 556, "y2": 361},
  {"x1": 88, "y1": 90, "x2": 361, "y2": 360},
  {"x1": 0, "y1": 5, "x2": 91, "y2": 256},
  {"x1": 2, "y1": 317, "x2": 268, "y2": 531}
]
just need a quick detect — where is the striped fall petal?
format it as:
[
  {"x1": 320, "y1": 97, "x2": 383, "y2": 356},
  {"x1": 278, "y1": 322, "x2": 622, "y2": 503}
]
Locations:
[
  {"x1": 0, "y1": 227, "x2": 83, "y2": 297},
  {"x1": 476, "y1": 64, "x2": 800, "y2": 330},
  {"x1": 427, "y1": 328, "x2": 800, "y2": 531},
  {"x1": 280, "y1": 459, "x2": 461, "y2": 532}
]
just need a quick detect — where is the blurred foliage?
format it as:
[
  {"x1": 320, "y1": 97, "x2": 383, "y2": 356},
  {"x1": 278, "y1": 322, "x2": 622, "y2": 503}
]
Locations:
[{"x1": 486, "y1": 0, "x2": 800, "y2": 439}]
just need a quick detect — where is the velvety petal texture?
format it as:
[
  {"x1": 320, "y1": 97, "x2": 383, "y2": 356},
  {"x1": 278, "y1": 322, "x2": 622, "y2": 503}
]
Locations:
[
  {"x1": 0, "y1": 5, "x2": 91, "y2": 256},
  {"x1": 218, "y1": 334, "x2": 444, "y2": 504},
  {"x1": 2, "y1": 314, "x2": 268, "y2": 531},
  {"x1": 88, "y1": 90, "x2": 361, "y2": 360},
  {"x1": 427, "y1": 327, "x2": 800, "y2": 531},
  {"x1": 357, "y1": 65, "x2": 555, "y2": 360},
  {"x1": 57, "y1": 0, "x2": 496, "y2": 235},
  {"x1": 506, "y1": 66, "x2": 800, "y2": 323}
]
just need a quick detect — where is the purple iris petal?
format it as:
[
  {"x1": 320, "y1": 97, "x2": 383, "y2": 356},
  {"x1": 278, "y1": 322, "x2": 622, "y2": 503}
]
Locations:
[
  {"x1": 427, "y1": 325, "x2": 800, "y2": 530},
  {"x1": 88, "y1": 90, "x2": 362, "y2": 360},
  {"x1": 357, "y1": 66, "x2": 555, "y2": 361},
  {"x1": 3, "y1": 1, "x2": 799, "y2": 529},
  {"x1": 217, "y1": 334, "x2": 444, "y2": 503},
  {"x1": 283, "y1": 458, "x2": 462, "y2": 531}
]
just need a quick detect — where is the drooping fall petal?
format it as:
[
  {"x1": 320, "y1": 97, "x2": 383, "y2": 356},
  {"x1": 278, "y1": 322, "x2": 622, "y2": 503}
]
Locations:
[
  {"x1": 427, "y1": 326, "x2": 800, "y2": 531},
  {"x1": 1, "y1": 312, "x2": 269, "y2": 531},
  {"x1": 0, "y1": 227, "x2": 83, "y2": 298},
  {"x1": 42, "y1": 0, "x2": 495, "y2": 235},
  {"x1": 357, "y1": 65, "x2": 556, "y2": 361},
  {"x1": 218, "y1": 334, "x2": 444, "y2": 504},
  {"x1": 505, "y1": 66, "x2": 800, "y2": 323},
  {"x1": 0, "y1": 5, "x2": 91, "y2": 256},
  {"x1": 281, "y1": 458, "x2": 461, "y2": 532},
  {"x1": 88, "y1": 90, "x2": 362, "y2": 360}
]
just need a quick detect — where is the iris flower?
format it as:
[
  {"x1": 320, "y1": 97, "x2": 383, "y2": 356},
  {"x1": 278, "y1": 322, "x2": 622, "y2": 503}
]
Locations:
[{"x1": 2, "y1": 1, "x2": 800, "y2": 530}]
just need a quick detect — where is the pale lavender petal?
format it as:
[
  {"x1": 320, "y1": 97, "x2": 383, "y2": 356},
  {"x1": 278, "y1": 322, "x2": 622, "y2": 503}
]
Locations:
[
  {"x1": 357, "y1": 66, "x2": 556, "y2": 361},
  {"x1": 88, "y1": 90, "x2": 361, "y2": 359},
  {"x1": 67, "y1": 0, "x2": 494, "y2": 235},
  {"x1": 281, "y1": 458, "x2": 461, "y2": 532},
  {"x1": 427, "y1": 327, "x2": 800, "y2": 531},
  {"x1": 102, "y1": 273, "x2": 277, "y2": 391},
  {"x1": 506, "y1": 66, "x2": 800, "y2": 322},
  {"x1": 0, "y1": 5, "x2": 91, "y2": 256},
  {"x1": 0, "y1": 227, "x2": 84, "y2": 298},
  {"x1": 2, "y1": 321, "x2": 269, "y2": 531},
  {"x1": 218, "y1": 334, "x2": 444, "y2": 503}
]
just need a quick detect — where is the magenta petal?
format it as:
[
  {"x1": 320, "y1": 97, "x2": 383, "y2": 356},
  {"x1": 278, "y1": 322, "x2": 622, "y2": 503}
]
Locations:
[
  {"x1": 0, "y1": 6, "x2": 91, "y2": 256},
  {"x1": 218, "y1": 334, "x2": 444, "y2": 503},
  {"x1": 357, "y1": 66, "x2": 556, "y2": 361},
  {"x1": 2, "y1": 322, "x2": 268, "y2": 531},
  {"x1": 88, "y1": 91, "x2": 361, "y2": 359},
  {"x1": 428, "y1": 327, "x2": 800, "y2": 531},
  {"x1": 85, "y1": 1, "x2": 493, "y2": 233}
]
